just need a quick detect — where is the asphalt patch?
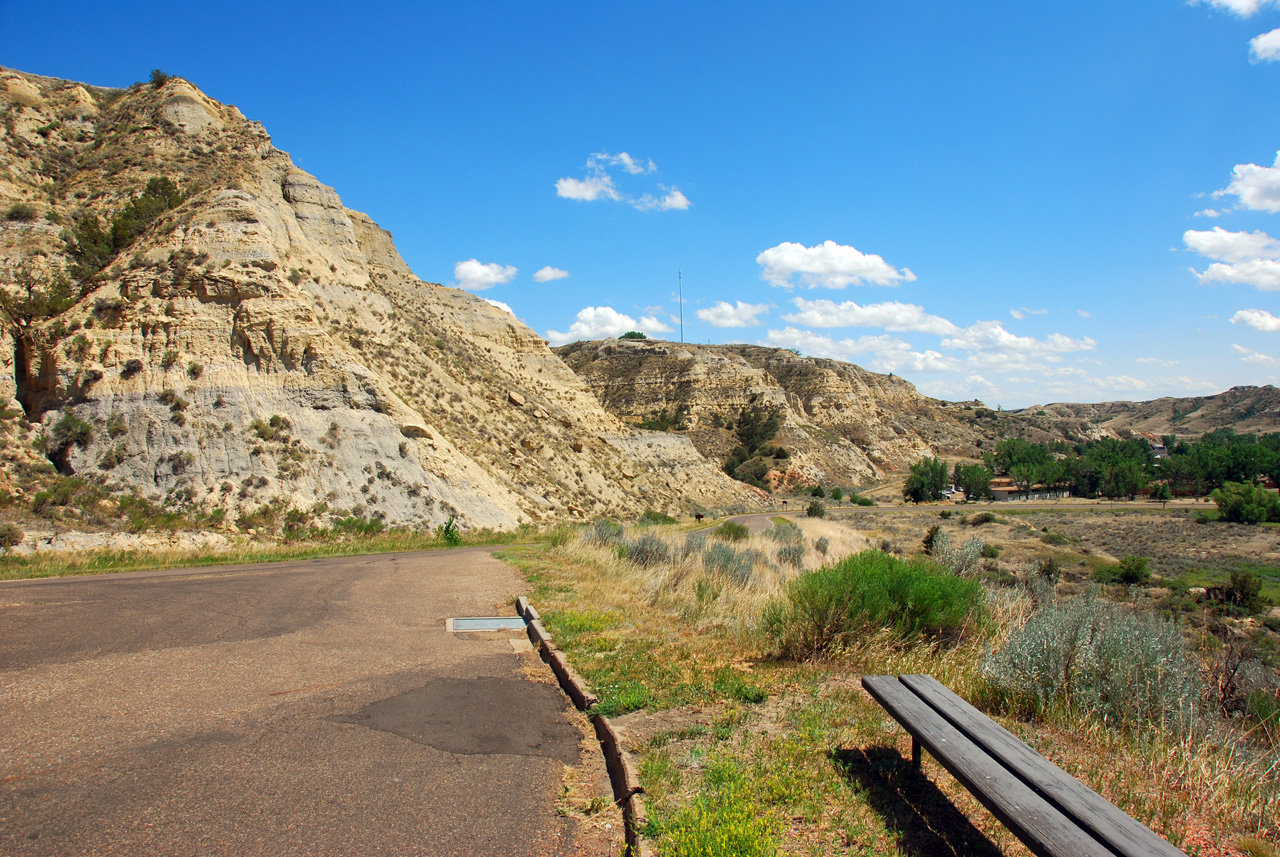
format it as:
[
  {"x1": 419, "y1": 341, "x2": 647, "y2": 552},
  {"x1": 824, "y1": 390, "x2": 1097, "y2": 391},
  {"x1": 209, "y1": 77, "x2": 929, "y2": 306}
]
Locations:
[{"x1": 333, "y1": 677, "x2": 580, "y2": 764}]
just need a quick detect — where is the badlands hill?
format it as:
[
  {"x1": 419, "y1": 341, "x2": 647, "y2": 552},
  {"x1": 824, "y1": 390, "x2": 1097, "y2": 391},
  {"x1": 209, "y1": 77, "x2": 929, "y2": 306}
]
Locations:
[
  {"x1": 0, "y1": 69, "x2": 755, "y2": 530},
  {"x1": 1011, "y1": 385, "x2": 1280, "y2": 440}
]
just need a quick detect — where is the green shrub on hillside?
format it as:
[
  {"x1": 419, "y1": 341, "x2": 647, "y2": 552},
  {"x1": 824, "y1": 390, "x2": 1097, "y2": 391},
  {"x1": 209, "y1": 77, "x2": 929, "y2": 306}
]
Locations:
[
  {"x1": 1211, "y1": 481, "x2": 1280, "y2": 525},
  {"x1": 762, "y1": 550, "x2": 985, "y2": 657},
  {"x1": 713, "y1": 521, "x2": 749, "y2": 542}
]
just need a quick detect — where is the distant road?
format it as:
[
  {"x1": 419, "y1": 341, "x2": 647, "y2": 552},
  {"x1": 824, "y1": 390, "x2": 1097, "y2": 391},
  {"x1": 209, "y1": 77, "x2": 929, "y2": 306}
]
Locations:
[{"x1": 0, "y1": 549, "x2": 607, "y2": 857}]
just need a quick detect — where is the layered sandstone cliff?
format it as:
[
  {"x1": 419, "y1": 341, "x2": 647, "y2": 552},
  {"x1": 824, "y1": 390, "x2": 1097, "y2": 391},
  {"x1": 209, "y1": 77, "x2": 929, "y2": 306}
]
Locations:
[{"x1": 0, "y1": 69, "x2": 755, "y2": 530}]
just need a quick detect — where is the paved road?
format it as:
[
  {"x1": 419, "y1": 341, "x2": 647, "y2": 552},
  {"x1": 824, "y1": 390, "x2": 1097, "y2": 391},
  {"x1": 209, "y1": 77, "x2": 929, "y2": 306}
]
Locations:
[{"x1": 0, "y1": 549, "x2": 610, "y2": 856}]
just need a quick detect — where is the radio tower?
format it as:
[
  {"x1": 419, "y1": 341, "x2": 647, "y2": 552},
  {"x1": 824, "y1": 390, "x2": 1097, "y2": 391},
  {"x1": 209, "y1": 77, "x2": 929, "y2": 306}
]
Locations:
[{"x1": 678, "y1": 270, "x2": 684, "y2": 343}]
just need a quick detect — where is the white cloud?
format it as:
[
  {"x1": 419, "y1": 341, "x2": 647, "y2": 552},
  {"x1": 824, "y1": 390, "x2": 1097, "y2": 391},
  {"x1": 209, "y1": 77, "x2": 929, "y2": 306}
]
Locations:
[
  {"x1": 1136, "y1": 357, "x2": 1179, "y2": 367},
  {"x1": 634, "y1": 187, "x2": 691, "y2": 211},
  {"x1": 1215, "y1": 151, "x2": 1280, "y2": 213},
  {"x1": 1232, "y1": 307, "x2": 1280, "y2": 330},
  {"x1": 1194, "y1": 208, "x2": 1225, "y2": 218},
  {"x1": 1252, "y1": 27, "x2": 1280, "y2": 61},
  {"x1": 941, "y1": 320, "x2": 1096, "y2": 357},
  {"x1": 555, "y1": 152, "x2": 687, "y2": 211},
  {"x1": 533, "y1": 266, "x2": 570, "y2": 283},
  {"x1": 1077, "y1": 309, "x2": 1092, "y2": 318},
  {"x1": 1196, "y1": 259, "x2": 1280, "y2": 290},
  {"x1": 545, "y1": 306, "x2": 670, "y2": 345},
  {"x1": 1009, "y1": 307, "x2": 1048, "y2": 320},
  {"x1": 1195, "y1": 0, "x2": 1279, "y2": 16},
  {"x1": 782, "y1": 298, "x2": 959, "y2": 334},
  {"x1": 1184, "y1": 226, "x2": 1280, "y2": 262},
  {"x1": 756, "y1": 240, "x2": 916, "y2": 289},
  {"x1": 1232, "y1": 343, "x2": 1279, "y2": 364},
  {"x1": 454, "y1": 259, "x2": 517, "y2": 291},
  {"x1": 555, "y1": 174, "x2": 620, "y2": 202},
  {"x1": 762, "y1": 327, "x2": 960, "y2": 374},
  {"x1": 696, "y1": 300, "x2": 770, "y2": 328},
  {"x1": 484, "y1": 299, "x2": 514, "y2": 315}
]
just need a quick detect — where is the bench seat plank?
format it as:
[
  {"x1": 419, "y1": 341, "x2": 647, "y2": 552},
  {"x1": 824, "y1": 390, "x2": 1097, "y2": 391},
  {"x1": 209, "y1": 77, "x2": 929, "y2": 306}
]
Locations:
[
  {"x1": 898, "y1": 674, "x2": 1187, "y2": 857},
  {"x1": 862, "y1": 675, "x2": 1114, "y2": 857}
]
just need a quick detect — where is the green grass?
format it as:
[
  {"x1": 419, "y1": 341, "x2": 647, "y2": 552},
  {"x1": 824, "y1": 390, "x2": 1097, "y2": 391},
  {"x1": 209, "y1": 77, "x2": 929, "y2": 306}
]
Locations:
[
  {"x1": 1175, "y1": 563, "x2": 1280, "y2": 604},
  {"x1": 0, "y1": 526, "x2": 537, "y2": 581}
]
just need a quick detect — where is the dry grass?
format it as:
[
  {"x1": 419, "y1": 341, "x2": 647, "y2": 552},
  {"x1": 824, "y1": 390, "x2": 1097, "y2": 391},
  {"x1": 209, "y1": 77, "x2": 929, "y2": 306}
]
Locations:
[{"x1": 505, "y1": 510, "x2": 1280, "y2": 856}]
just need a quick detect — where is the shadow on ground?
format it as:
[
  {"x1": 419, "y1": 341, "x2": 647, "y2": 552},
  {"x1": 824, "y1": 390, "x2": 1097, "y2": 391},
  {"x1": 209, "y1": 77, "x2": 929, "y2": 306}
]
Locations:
[{"x1": 832, "y1": 745, "x2": 1004, "y2": 857}]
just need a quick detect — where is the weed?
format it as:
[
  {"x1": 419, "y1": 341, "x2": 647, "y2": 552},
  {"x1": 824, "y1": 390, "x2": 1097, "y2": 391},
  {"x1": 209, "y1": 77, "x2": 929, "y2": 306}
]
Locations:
[
  {"x1": 587, "y1": 519, "x2": 626, "y2": 546},
  {"x1": 640, "y1": 509, "x2": 678, "y2": 525},
  {"x1": 714, "y1": 521, "x2": 749, "y2": 542},
  {"x1": 776, "y1": 544, "x2": 805, "y2": 568},
  {"x1": 625, "y1": 532, "x2": 672, "y2": 567}
]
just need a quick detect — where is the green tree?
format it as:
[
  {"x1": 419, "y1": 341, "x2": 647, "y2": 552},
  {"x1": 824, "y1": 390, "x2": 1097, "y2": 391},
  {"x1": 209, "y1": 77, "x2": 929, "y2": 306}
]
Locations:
[
  {"x1": 619, "y1": 330, "x2": 646, "y2": 340},
  {"x1": 1211, "y1": 481, "x2": 1280, "y2": 524},
  {"x1": 903, "y1": 457, "x2": 949, "y2": 504},
  {"x1": 955, "y1": 463, "x2": 993, "y2": 500},
  {"x1": 1009, "y1": 462, "x2": 1038, "y2": 498}
]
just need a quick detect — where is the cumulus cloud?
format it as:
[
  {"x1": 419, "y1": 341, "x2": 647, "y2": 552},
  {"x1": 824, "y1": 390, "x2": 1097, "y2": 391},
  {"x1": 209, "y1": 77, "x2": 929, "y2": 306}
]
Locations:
[
  {"x1": 1184, "y1": 226, "x2": 1280, "y2": 262},
  {"x1": 696, "y1": 300, "x2": 770, "y2": 328},
  {"x1": 1232, "y1": 343, "x2": 1279, "y2": 364},
  {"x1": 533, "y1": 266, "x2": 570, "y2": 283},
  {"x1": 484, "y1": 299, "x2": 514, "y2": 315},
  {"x1": 1232, "y1": 307, "x2": 1280, "y2": 330},
  {"x1": 1009, "y1": 307, "x2": 1048, "y2": 320},
  {"x1": 1252, "y1": 27, "x2": 1280, "y2": 61},
  {"x1": 1196, "y1": 260, "x2": 1280, "y2": 290},
  {"x1": 1215, "y1": 151, "x2": 1280, "y2": 213},
  {"x1": 1195, "y1": 0, "x2": 1280, "y2": 16},
  {"x1": 763, "y1": 327, "x2": 960, "y2": 374},
  {"x1": 454, "y1": 259, "x2": 517, "y2": 291},
  {"x1": 555, "y1": 152, "x2": 688, "y2": 211},
  {"x1": 545, "y1": 306, "x2": 670, "y2": 345},
  {"x1": 756, "y1": 240, "x2": 916, "y2": 289},
  {"x1": 1194, "y1": 208, "x2": 1225, "y2": 218},
  {"x1": 555, "y1": 174, "x2": 620, "y2": 202},
  {"x1": 634, "y1": 187, "x2": 691, "y2": 211},
  {"x1": 781, "y1": 298, "x2": 959, "y2": 334},
  {"x1": 941, "y1": 321, "x2": 1096, "y2": 357}
]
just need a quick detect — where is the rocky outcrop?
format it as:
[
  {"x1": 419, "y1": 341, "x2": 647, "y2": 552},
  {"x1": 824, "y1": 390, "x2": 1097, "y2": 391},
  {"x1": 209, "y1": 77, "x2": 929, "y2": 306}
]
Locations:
[
  {"x1": 556, "y1": 339, "x2": 992, "y2": 487},
  {"x1": 0, "y1": 69, "x2": 756, "y2": 530}
]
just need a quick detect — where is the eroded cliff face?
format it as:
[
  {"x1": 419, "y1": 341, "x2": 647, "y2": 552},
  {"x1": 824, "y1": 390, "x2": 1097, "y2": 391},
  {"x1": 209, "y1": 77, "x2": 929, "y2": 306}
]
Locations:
[
  {"x1": 0, "y1": 70, "x2": 756, "y2": 529},
  {"x1": 555, "y1": 339, "x2": 992, "y2": 487}
]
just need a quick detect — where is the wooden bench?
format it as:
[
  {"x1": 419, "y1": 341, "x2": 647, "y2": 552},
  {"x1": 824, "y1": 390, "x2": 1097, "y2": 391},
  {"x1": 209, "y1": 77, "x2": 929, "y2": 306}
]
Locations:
[{"x1": 861, "y1": 674, "x2": 1188, "y2": 857}]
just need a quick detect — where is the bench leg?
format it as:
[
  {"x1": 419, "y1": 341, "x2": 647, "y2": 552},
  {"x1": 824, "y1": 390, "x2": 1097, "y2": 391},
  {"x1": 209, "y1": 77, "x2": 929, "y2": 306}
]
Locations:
[{"x1": 911, "y1": 737, "x2": 922, "y2": 769}]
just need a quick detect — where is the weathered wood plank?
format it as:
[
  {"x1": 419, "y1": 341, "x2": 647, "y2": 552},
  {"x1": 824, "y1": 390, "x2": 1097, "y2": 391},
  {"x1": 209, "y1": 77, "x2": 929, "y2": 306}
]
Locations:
[
  {"x1": 862, "y1": 675, "x2": 1115, "y2": 857},
  {"x1": 898, "y1": 674, "x2": 1187, "y2": 857}
]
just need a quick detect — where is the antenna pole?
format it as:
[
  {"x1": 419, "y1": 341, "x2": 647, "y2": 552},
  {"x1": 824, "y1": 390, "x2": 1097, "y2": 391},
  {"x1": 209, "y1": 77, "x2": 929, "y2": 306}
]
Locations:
[{"x1": 679, "y1": 270, "x2": 684, "y2": 343}]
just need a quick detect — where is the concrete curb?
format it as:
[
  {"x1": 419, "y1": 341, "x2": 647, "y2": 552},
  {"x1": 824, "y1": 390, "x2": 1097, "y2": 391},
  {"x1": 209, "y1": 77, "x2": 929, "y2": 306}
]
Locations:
[{"x1": 515, "y1": 596, "x2": 649, "y2": 856}]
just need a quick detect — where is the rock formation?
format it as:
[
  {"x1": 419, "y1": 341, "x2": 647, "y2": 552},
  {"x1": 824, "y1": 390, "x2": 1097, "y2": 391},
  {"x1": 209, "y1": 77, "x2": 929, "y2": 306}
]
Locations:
[{"x1": 0, "y1": 69, "x2": 756, "y2": 531}]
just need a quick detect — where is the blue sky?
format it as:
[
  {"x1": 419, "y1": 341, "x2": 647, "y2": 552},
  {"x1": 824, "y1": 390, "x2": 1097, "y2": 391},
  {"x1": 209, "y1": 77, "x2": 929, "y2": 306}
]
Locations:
[{"x1": 5, "y1": 1, "x2": 1280, "y2": 408}]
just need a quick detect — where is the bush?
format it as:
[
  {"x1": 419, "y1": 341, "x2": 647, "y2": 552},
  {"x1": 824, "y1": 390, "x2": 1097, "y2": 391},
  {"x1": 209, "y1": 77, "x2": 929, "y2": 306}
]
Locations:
[
  {"x1": 930, "y1": 532, "x2": 984, "y2": 576},
  {"x1": 830, "y1": 487, "x2": 844, "y2": 502},
  {"x1": 762, "y1": 550, "x2": 985, "y2": 657},
  {"x1": 810, "y1": 485, "x2": 825, "y2": 498},
  {"x1": 713, "y1": 521, "x2": 749, "y2": 542},
  {"x1": 1093, "y1": 555, "x2": 1151, "y2": 585},
  {"x1": 965, "y1": 512, "x2": 998, "y2": 526},
  {"x1": 814, "y1": 536, "x2": 830, "y2": 556},
  {"x1": 982, "y1": 589, "x2": 1205, "y2": 736},
  {"x1": 639, "y1": 509, "x2": 678, "y2": 525},
  {"x1": 981, "y1": 543, "x2": 1001, "y2": 559},
  {"x1": 777, "y1": 544, "x2": 805, "y2": 567},
  {"x1": 1226, "y1": 569, "x2": 1265, "y2": 613},
  {"x1": 805, "y1": 500, "x2": 826, "y2": 518},
  {"x1": 625, "y1": 532, "x2": 672, "y2": 567},
  {"x1": 703, "y1": 543, "x2": 761, "y2": 584},
  {"x1": 149, "y1": 68, "x2": 172, "y2": 88},
  {"x1": 848, "y1": 492, "x2": 875, "y2": 507},
  {"x1": 1211, "y1": 481, "x2": 1280, "y2": 524},
  {"x1": 921, "y1": 524, "x2": 944, "y2": 553},
  {"x1": 435, "y1": 516, "x2": 462, "y2": 546},
  {"x1": 4, "y1": 202, "x2": 39, "y2": 222},
  {"x1": 48, "y1": 409, "x2": 93, "y2": 450},
  {"x1": 586, "y1": 519, "x2": 625, "y2": 546},
  {"x1": 682, "y1": 531, "x2": 707, "y2": 558},
  {"x1": 0, "y1": 523, "x2": 24, "y2": 548},
  {"x1": 330, "y1": 515, "x2": 384, "y2": 536}
]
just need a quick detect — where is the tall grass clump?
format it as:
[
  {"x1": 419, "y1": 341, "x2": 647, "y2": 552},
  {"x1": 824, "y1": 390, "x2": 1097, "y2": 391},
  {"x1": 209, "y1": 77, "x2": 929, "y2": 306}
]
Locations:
[
  {"x1": 682, "y1": 531, "x2": 707, "y2": 558},
  {"x1": 704, "y1": 542, "x2": 762, "y2": 585},
  {"x1": 624, "y1": 531, "x2": 673, "y2": 567},
  {"x1": 768, "y1": 520, "x2": 804, "y2": 544},
  {"x1": 762, "y1": 550, "x2": 985, "y2": 658},
  {"x1": 981, "y1": 588, "x2": 1205, "y2": 736},
  {"x1": 586, "y1": 519, "x2": 625, "y2": 546},
  {"x1": 714, "y1": 521, "x2": 749, "y2": 542}
]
